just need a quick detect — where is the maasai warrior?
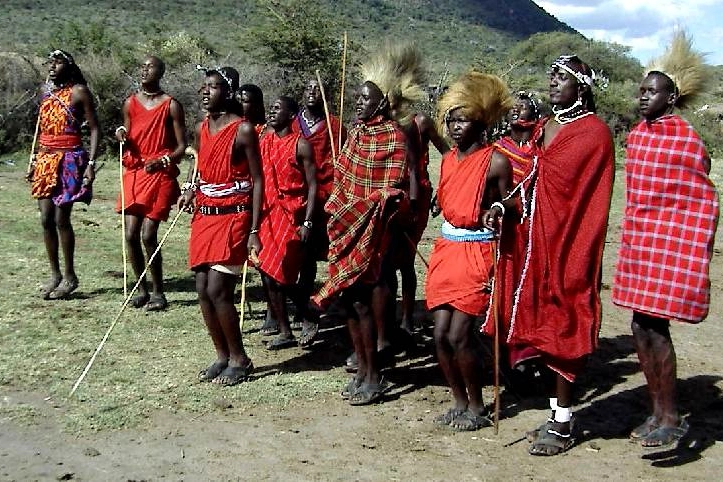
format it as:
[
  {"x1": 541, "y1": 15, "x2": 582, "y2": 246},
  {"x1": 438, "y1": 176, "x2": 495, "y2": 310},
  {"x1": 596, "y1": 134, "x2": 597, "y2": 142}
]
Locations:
[
  {"x1": 482, "y1": 92, "x2": 541, "y2": 375},
  {"x1": 312, "y1": 43, "x2": 424, "y2": 405},
  {"x1": 178, "y1": 67, "x2": 263, "y2": 386},
  {"x1": 28, "y1": 50, "x2": 99, "y2": 300},
  {"x1": 256, "y1": 96, "x2": 316, "y2": 350},
  {"x1": 426, "y1": 72, "x2": 513, "y2": 431},
  {"x1": 290, "y1": 78, "x2": 346, "y2": 346},
  {"x1": 497, "y1": 55, "x2": 614, "y2": 455},
  {"x1": 612, "y1": 32, "x2": 718, "y2": 448},
  {"x1": 239, "y1": 84, "x2": 266, "y2": 137},
  {"x1": 115, "y1": 56, "x2": 187, "y2": 311},
  {"x1": 395, "y1": 112, "x2": 449, "y2": 334}
]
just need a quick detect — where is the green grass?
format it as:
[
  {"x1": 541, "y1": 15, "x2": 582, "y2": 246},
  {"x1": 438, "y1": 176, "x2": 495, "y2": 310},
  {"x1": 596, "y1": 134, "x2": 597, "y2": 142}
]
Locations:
[{"x1": 0, "y1": 152, "x2": 351, "y2": 432}]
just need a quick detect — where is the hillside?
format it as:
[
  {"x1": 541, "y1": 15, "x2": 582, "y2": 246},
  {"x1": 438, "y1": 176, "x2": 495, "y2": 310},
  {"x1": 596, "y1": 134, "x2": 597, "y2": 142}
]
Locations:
[{"x1": 1, "y1": 0, "x2": 574, "y2": 76}]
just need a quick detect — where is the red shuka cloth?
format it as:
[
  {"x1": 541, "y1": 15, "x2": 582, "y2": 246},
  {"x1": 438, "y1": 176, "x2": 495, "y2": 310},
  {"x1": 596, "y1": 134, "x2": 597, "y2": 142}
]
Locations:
[
  {"x1": 115, "y1": 96, "x2": 180, "y2": 221},
  {"x1": 291, "y1": 114, "x2": 344, "y2": 202},
  {"x1": 189, "y1": 118, "x2": 252, "y2": 269},
  {"x1": 504, "y1": 115, "x2": 614, "y2": 381},
  {"x1": 312, "y1": 116, "x2": 408, "y2": 308},
  {"x1": 425, "y1": 146, "x2": 495, "y2": 316},
  {"x1": 613, "y1": 115, "x2": 719, "y2": 322},
  {"x1": 482, "y1": 136, "x2": 537, "y2": 360},
  {"x1": 256, "y1": 131, "x2": 307, "y2": 284}
]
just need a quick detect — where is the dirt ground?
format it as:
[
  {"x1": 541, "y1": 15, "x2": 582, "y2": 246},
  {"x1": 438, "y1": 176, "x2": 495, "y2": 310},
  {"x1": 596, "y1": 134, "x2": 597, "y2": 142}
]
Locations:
[{"x1": 3, "y1": 173, "x2": 723, "y2": 481}]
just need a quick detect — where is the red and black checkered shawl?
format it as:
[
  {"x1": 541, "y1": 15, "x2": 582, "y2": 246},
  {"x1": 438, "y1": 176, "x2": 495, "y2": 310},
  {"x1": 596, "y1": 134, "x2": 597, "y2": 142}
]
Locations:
[
  {"x1": 613, "y1": 114, "x2": 719, "y2": 322},
  {"x1": 312, "y1": 115, "x2": 408, "y2": 308}
]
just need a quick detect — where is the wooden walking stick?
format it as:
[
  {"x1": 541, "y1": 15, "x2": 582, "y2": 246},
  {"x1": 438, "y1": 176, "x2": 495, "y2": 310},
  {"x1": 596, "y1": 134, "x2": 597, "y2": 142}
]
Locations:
[
  {"x1": 70, "y1": 147, "x2": 199, "y2": 397},
  {"x1": 315, "y1": 70, "x2": 337, "y2": 161},
  {"x1": 26, "y1": 75, "x2": 49, "y2": 181},
  {"x1": 238, "y1": 261, "x2": 249, "y2": 333},
  {"x1": 119, "y1": 141, "x2": 128, "y2": 297},
  {"x1": 403, "y1": 232, "x2": 430, "y2": 269},
  {"x1": 492, "y1": 236, "x2": 501, "y2": 434},
  {"x1": 337, "y1": 31, "x2": 348, "y2": 153}
]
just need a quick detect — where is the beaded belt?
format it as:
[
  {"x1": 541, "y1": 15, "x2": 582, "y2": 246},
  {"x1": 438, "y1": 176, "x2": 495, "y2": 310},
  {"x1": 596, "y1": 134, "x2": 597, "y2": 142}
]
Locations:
[{"x1": 198, "y1": 204, "x2": 249, "y2": 215}]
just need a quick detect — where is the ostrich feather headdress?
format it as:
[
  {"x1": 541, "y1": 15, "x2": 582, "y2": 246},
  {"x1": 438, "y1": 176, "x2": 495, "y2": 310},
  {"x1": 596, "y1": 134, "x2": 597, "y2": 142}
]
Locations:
[
  {"x1": 646, "y1": 30, "x2": 710, "y2": 109},
  {"x1": 360, "y1": 42, "x2": 426, "y2": 123},
  {"x1": 436, "y1": 71, "x2": 512, "y2": 133}
]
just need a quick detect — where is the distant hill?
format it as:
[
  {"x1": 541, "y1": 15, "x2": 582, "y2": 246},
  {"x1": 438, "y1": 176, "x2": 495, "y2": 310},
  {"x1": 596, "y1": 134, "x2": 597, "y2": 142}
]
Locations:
[{"x1": 1, "y1": 0, "x2": 576, "y2": 76}]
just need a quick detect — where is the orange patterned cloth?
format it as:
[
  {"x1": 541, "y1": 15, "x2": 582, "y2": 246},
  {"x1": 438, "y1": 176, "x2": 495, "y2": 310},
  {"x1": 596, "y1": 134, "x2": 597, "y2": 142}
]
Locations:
[{"x1": 31, "y1": 85, "x2": 91, "y2": 205}]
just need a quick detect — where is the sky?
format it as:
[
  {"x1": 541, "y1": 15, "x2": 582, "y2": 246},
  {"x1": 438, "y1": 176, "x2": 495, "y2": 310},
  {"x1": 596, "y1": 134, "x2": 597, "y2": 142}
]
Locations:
[{"x1": 535, "y1": 0, "x2": 723, "y2": 66}]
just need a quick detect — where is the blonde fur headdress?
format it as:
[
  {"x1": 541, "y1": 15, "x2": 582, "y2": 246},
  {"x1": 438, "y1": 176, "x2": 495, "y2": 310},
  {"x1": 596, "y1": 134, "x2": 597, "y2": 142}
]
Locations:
[
  {"x1": 360, "y1": 42, "x2": 426, "y2": 123},
  {"x1": 436, "y1": 71, "x2": 513, "y2": 133},
  {"x1": 646, "y1": 30, "x2": 710, "y2": 110}
]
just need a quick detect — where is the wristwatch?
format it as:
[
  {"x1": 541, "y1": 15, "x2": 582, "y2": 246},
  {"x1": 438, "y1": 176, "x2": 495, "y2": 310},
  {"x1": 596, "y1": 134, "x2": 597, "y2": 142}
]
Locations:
[{"x1": 302, "y1": 220, "x2": 313, "y2": 229}]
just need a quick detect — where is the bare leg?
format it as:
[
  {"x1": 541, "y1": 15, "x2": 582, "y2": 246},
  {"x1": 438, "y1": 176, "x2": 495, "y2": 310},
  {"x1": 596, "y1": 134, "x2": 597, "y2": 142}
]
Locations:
[
  {"x1": 141, "y1": 217, "x2": 163, "y2": 296},
  {"x1": 353, "y1": 287, "x2": 379, "y2": 386},
  {"x1": 632, "y1": 312, "x2": 679, "y2": 428},
  {"x1": 433, "y1": 307, "x2": 468, "y2": 412},
  {"x1": 55, "y1": 203, "x2": 77, "y2": 281},
  {"x1": 205, "y1": 269, "x2": 250, "y2": 368},
  {"x1": 195, "y1": 269, "x2": 229, "y2": 362},
  {"x1": 261, "y1": 273, "x2": 294, "y2": 349},
  {"x1": 125, "y1": 214, "x2": 149, "y2": 299},
  {"x1": 372, "y1": 282, "x2": 391, "y2": 352},
  {"x1": 38, "y1": 199, "x2": 61, "y2": 287},
  {"x1": 448, "y1": 310, "x2": 485, "y2": 415}
]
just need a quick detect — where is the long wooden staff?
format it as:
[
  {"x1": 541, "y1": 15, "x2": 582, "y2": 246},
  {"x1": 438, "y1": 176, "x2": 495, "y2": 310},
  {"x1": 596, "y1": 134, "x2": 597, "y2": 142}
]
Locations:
[
  {"x1": 403, "y1": 232, "x2": 429, "y2": 269},
  {"x1": 337, "y1": 32, "x2": 348, "y2": 152},
  {"x1": 238, "y1": 261, "x2": 249, "y2": 332},
  {"x1": 26, "y1": 75, "x2": 49, "y2": 180},
  {"x1": 119, "y1": 141, "x2": 128, "y2": 297},
  {"x1": 492, "y1": 237, "x2": 501, "y2": 434},
  {"x1": 315, "y1": 70, "x2": 337, "y2": 161},
  {"x1": 70, "y1": 147, "x2": 199, "y2": 397}
]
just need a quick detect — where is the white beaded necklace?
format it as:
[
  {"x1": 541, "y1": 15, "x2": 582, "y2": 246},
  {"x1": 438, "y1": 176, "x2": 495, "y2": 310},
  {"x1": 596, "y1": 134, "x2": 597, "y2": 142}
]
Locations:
[{"x1": 551, "y1": 99, "x2": 592, "y2": 125}]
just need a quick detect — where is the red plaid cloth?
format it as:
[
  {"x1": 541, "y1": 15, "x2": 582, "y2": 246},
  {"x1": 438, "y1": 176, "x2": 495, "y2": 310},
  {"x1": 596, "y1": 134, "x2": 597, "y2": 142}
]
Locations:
[
  {"x1": 256, "y1": 131, "x2": 307, "y2": 284},
  {"x1": 613, "y1": 115, "x2": 719, "y2": 322},
  {"x1": 312, "y1": 116, "x2": 408, "y2": 307}
]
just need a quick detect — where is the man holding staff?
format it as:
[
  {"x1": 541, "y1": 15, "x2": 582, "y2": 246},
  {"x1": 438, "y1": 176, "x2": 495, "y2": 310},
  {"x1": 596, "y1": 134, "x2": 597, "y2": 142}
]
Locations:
[
  {"x1": 179, "y1": 66, "x2": 263, "y2": 386},
  {"x1": 291, "y1": 78, "x2": 346, "y2": 345},
  {"x1": 115, "y1": 55, "x2": 187, "y2": 311},
  {"x1": 28, "y1": 49, "x2": 99, "y2": 300},
  {"x1": 312, "y1": 43, "x2": 423, "y2": 405}
]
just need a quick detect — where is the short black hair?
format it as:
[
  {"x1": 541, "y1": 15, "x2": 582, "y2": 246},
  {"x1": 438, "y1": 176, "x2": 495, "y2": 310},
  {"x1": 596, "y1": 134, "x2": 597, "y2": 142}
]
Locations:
[
  {"x1": 278, "y1": 96, "x2": 299, "y2": 115},
  {"x1": 647, "y1": 70, "x2": 677, "y2": 96}
]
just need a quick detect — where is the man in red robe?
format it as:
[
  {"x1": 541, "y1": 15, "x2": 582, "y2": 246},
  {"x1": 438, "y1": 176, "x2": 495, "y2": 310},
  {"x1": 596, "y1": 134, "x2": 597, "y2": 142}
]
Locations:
[
  {"x1": 613, "y1": 67, "x2": 718, "y2": 448},
  {"x1": 257, "y1": 96, "x2": 316, "y2": 350},
  {"x1": 495, "y1": 55, "x2": 614, "y2": 456},
  {"x1": 115, "y1": 56, "x2": 187, "y2": 311},
  {"x1": 291, "y1": 79, "x2": 346, "y2": 346},
  {"x1": 178, "y1": 67, "x2": 263, "y2": 387},
  {"x1": 426, "y1": 72, "x2": 512, "y2": 431}
]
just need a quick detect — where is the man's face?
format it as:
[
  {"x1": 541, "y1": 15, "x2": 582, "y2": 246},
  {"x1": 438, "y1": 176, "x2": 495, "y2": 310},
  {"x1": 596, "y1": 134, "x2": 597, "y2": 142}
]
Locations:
[
  {"x1": 355, "y1": 82, "x2": 384, "y2": 121},
  {"x1": 267, "y1": 98, "x2": 294, "y2": 129},
  {"x1": 140, "y1": 57, "x2": 163, "y2": 84},
  {"x1": 639, "y1": 74, "x2": 675, "y2": 121},
  {"x1": 548, "y1": 67, "x2": 580, "y2": 108},
  {"x1": 507, "y1": 98, "x2": 536, "y2": 125},
  {"x1": 200, "y1": 74, "x2": 227, "y2": 111},
  {"x1": 304, "y1": 80, "x2": 323, "y2": 109},
  {"x1": 240, "y1": 90, "x2": 256, "y2": 118},
  {"x1": 48, "y1": 57, "x2": 68, "y2": 82},
  {"x1": 446, "y1": 107, "x2": 480, "y2": 149}
]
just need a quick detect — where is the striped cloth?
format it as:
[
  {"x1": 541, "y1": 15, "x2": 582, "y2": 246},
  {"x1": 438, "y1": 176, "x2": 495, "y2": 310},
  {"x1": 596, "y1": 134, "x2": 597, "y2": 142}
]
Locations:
[
  {"x1": 312, "y1": 116, "x2": 408, "y2": 307},
  {"x1": 612, "y1": 115, "x2": 719, "y2": 322},
  {"x1": 493, "y1": 136, "x2": 535, "y2": 185}
]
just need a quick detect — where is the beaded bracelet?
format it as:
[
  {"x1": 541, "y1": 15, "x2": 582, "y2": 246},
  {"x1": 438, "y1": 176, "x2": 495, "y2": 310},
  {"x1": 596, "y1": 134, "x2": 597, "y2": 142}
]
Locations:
[
  {"x1": 161, "y1": 154, "x2": 171, "y2": 167},
  {"x1": 490, "y1": 201, "x2": 506, "y2": 217}
]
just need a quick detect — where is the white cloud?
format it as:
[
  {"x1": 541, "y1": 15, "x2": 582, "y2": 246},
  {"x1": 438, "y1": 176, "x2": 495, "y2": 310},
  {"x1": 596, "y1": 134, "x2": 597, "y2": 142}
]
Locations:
[{"x1": 534, "y1": 0, "x2": 723, "y2": 64}]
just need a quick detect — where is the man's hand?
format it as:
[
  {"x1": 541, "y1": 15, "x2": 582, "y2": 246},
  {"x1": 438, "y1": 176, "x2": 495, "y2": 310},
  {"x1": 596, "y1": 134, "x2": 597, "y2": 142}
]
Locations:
[
  {"x1": 482, "y1": 205, "x2": 503, "y2": 232},
  {"x1": 430, "y1": 194, "x2": 441, "y2": 218},
  {"x1": 82, "y1": 163, "x2": 96, "y2": 187},
  {"x1": 299, "y1": 225, "x2": 311, "y2": 243},
  {"x1": 25, "y1": 154, "x2": 36, "y2": 182},
  {"x1": 177, "y1": 190, "x2": 195, "y2": 213}
]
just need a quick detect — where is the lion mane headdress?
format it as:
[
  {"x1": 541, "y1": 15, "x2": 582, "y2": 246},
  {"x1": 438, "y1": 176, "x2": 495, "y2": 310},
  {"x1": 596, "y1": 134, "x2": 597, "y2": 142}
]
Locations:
[
  {"x1": 646, "y1": 30, "x2": 710, "y2": 110},
  {"x1": 436, "y1": 71, "x2": 512, "y2": 134},
  {"x1": 360, "y1": 42, "x2": 426, "y2": 124}
]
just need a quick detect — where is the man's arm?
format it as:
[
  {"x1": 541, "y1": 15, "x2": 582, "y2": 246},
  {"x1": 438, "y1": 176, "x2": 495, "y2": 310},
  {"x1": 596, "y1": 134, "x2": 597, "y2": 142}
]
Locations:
[
  {"x1": 168, "y1": 98, "x2": 188, "y2": 164},
  {"x1": 297, "y1": 137, "x2": 317, "y2": 242},
  {"x1": 416, "y1": 113, "x2": 450, "y2": 155},
  {"x1": 237, "y1": 122, "x2": 263, "y2": 256},
  {"x1": 74, "y1": 84, "x2": 99, "y2": 185},
  {"x1": 482, "y1": 150, "x2": 512, "y2": 230}
]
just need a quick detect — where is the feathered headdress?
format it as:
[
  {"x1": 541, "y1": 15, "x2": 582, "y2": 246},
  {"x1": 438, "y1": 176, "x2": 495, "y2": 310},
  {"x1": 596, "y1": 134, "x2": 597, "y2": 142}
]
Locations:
[
  {"x1": 436, "y1": 71, "x2": 512, "y2": 133},
  {"x1": 646, "y1": 30, "x2": 710, "y2": 110},
  {"x1": 360, "y1": 42, "x2": 426, "y2": 123}
]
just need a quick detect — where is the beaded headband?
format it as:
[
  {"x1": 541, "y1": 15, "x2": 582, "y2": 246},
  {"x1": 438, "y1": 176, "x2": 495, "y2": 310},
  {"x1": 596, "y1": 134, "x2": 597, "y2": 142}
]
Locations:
[
  {"x1": 48, "y1": 49, "x2": 75, "y2": 65},
  {"x1": 195, "y1": 64, "x2": 234, "y2": 91}
]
